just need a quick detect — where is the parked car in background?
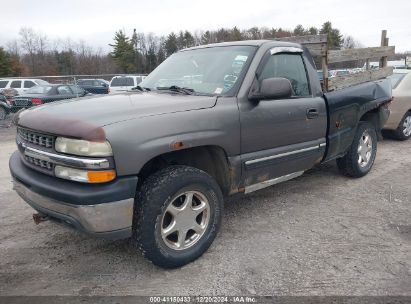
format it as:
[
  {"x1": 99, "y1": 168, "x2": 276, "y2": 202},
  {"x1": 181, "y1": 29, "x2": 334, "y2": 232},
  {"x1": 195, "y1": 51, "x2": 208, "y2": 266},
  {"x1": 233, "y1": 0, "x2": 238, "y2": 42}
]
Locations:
[
  {"x1": 11, "y1": 84, "x2": 90, "y2": 111},
  {"x1": 329, "y1": 69, "x2": 350, "y2": 78},
  {"x1": 76, "y1": 79, "x2": 109, "y2": 94},
  {"x1": 0, "y1": 78, "x2": 49, "y2": 95},
  {"x1": 0, "y1": 93, "x2": 12, "y2": 120},
  {"x1": 383, "y1": 70, "x2": 411, "y2": 140},
  {"x1": 0, "y1": 87, "x2": 19, "y2": 99},
  {"x1": 109, "y1": 75, "x2": 145, "y2": 93}
]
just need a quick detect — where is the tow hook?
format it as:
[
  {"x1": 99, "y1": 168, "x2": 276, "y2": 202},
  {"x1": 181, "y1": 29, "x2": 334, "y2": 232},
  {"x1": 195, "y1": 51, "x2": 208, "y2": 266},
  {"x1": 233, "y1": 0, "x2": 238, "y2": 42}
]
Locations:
[{"x1": 33, "y1": 213, "x2": 49, "y2": 225}]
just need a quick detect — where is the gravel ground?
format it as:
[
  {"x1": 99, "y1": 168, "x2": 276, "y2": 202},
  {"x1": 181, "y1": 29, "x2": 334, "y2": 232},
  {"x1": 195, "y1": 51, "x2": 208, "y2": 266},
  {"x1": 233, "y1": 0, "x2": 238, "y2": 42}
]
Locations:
[{"x1": 0, "y1": 116, "x2": 410, "y2": 296}]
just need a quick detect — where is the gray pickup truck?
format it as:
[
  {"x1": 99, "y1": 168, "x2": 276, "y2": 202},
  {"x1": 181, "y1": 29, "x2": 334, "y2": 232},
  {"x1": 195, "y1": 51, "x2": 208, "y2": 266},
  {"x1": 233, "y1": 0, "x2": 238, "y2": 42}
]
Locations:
[{"x1": 9, "y1": 40, "x2": 391, "y2": 268}]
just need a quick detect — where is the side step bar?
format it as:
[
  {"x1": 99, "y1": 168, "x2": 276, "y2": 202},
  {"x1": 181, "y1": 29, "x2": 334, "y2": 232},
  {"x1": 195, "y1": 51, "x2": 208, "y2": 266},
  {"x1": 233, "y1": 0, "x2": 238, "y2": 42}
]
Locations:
[{"x1": 244, "y1": 171, "x2": 304, "y2": 194}]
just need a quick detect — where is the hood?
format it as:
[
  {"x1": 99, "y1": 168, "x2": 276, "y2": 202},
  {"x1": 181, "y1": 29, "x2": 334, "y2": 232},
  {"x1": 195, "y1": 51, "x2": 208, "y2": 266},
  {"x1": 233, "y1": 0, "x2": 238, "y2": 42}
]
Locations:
[{"x1": 17, "y1": 92, "x2": 217, "y2": 141}]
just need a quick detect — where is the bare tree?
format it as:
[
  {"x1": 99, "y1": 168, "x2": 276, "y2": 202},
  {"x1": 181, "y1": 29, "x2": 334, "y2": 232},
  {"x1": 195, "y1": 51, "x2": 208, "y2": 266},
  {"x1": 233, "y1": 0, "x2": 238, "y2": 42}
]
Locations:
[
  {"x1": 6, "y1": 40, "x2": 20, "y2": 57},
  {"x1": 19, "y1": 27, "x2": 38, "y2": 74},
  {"x1": 342, "y1": 35, "x2": 363, "y2": 49}
]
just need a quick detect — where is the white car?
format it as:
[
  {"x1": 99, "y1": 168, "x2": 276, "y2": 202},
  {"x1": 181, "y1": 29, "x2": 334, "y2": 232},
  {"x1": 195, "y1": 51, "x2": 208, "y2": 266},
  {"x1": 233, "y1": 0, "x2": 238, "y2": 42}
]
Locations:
[
  {"x1": 109, "y1": 75, "x2": 145, "y2": 93},
  {"x1": 0, "y1": 78, "x2": 49, "y2": 95}
]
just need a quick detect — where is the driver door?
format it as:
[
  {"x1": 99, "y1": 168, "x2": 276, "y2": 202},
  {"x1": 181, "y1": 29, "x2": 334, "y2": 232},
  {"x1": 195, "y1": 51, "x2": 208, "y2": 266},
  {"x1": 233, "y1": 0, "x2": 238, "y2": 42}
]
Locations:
[{"x1": 239, "y1": 49, "x2": 327, "y2": 191}]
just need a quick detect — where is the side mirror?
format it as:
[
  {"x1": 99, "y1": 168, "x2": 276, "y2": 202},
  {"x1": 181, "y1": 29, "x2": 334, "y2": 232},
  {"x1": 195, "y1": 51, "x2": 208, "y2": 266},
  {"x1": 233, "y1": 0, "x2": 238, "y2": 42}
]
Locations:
[{"x1": 249, "y1": 77, "x2": 293, "y2": 101}]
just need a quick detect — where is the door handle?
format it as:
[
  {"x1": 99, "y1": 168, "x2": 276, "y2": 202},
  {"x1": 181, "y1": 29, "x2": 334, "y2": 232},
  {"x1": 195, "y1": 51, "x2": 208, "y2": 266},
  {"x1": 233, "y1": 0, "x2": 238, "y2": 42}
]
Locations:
[{"x1": 306, "y1": 108, "x2": 319, "y2": 119}]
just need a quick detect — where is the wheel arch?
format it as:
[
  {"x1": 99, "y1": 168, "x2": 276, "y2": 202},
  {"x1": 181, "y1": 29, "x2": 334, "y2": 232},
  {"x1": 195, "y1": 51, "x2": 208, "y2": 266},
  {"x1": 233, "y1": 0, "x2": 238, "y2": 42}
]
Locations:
[
  {"x1": 138, "y1": 145, "x2": 233, "y2": 196},
  {"x1": 359, "y1": 106, "x2": 388, "y2": 140}
]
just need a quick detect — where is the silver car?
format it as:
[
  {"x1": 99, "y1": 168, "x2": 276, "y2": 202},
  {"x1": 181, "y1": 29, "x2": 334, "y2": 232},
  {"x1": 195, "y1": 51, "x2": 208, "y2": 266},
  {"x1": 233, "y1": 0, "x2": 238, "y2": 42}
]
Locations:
[{"x1": 384, "y1": 69, "x2": 411, "y2": 140}]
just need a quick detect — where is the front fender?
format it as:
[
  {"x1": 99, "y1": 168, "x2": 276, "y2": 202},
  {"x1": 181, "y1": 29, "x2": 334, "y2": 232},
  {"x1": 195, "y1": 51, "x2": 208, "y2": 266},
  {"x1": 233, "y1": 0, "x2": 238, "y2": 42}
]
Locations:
[{"x1": 103, "y1": 98, "x2": 240, "y2": 176}]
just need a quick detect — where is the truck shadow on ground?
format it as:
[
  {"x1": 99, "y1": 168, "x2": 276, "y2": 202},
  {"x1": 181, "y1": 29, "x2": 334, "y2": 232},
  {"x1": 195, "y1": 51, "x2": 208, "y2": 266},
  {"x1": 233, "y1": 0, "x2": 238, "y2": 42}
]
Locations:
[{"x1": 39, "y1": 161, "x2": 343, "y2": 274}]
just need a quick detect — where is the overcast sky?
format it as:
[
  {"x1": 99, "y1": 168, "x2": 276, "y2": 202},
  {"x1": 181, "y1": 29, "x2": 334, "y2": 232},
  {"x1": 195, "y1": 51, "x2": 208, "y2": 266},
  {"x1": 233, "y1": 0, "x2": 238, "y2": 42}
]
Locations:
[{"x1": 1, "y1": 0, "x2": 411, "y2": 52}]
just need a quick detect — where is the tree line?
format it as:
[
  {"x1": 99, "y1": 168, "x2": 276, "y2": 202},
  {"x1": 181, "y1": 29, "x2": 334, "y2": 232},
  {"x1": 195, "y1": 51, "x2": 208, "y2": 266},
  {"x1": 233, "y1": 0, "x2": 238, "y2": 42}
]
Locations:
[{"x1": 0, "y1": 22, "x2": 373, "y2": 77}]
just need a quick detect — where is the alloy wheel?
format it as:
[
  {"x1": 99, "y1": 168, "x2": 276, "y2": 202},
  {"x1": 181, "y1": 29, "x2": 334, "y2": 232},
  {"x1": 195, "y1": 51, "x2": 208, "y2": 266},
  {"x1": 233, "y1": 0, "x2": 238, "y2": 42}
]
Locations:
[
  {"x1": 402, "y1": 115, "x2": 411, "y2": 137},
  {"x1": 357, "y1": 130, "x2": 373, "y2": 167},
  {"x1": 161, "y1": 191, "x2": 210, "y2": 251}
]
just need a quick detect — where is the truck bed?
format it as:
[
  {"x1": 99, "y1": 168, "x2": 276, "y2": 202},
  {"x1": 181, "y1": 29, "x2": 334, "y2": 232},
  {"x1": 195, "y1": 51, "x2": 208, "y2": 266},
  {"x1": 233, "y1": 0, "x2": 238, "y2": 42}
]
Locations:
[{"x1": 323, "y1": 78, "x2": 392, "y2": 162}]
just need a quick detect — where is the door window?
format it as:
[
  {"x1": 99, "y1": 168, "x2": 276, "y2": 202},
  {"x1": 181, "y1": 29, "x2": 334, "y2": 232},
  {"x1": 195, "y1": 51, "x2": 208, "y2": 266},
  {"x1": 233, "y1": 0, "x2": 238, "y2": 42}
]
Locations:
[
  {"x1": 24, "y1": 81, "x2": 36, "y2": 88},
  {"x1": 70, "y1": 85, "x2": 85, "y2": 95},
  {"x1": 260, "y1": 53, "x2": 310, "y2": 97},
  {"x1": 110, "y1": 77, "x2": 134, "y2": 87},
  {"x1": 10, "y1": 81, "x2": 22, "y2": 89},
  {"x1": 57, "y1": 86, "x2": 72, "y2": 95},
  {"x1": 0, "y1": 81, "x2": 8, "y2": 88}
]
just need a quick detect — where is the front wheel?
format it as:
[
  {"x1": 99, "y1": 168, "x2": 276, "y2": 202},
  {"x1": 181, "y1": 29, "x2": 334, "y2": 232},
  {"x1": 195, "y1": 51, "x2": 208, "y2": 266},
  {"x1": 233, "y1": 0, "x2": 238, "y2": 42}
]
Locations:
[
  {"x1": 132, "y1": 165, "x2": 223, "y2": 268},
  {"x1": 337, "y1": 121, "x2": 377, "y2": 177}
]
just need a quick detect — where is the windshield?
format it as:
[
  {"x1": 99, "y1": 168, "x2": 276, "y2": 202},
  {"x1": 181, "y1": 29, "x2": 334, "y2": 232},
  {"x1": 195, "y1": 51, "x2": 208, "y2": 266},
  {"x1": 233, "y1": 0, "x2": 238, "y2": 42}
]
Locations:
[
  {"x1": 388, "y1": 73, "x2": 407, "y2": 89},
  {"x1": 111, "y1": 77, "x2": 134, "y2": 87},
  {"x1": 26, "y1": 85, "x2": 53, "y2": 94},
  {"x1": 35, "y1": 79, "x2": 49, "y2": 85},
  {"x1": 141, "y1": 46, "x2": 256, "y2": 96}
]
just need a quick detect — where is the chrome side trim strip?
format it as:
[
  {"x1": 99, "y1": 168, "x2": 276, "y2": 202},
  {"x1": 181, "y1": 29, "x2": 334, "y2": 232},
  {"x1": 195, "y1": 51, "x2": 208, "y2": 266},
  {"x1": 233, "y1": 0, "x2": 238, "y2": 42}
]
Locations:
[
  {"x1": 245, "y1": 143, "x2": 326, "y2": 166},
  {"x1": 13, "y1": 178, "x2": 133, "y2": 233},
  {"x1": 270, "y1": 47, "x2": 303, "y2": 55},
  {"x1": 245, "y1": 171, "x2": 304, "y2": 194},
  {"x1": 24, "y1": 146, "x2": 110, "y2": 169}
]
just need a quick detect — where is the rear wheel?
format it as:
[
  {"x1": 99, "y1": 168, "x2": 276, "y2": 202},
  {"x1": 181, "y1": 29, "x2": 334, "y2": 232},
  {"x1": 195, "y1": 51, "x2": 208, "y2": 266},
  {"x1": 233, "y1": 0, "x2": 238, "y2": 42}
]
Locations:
[
  {"x1": 337, "y1": 122, "x2": 377, "y2": 177},
  {"x1": 132, "y1": 165, "x2": 223, "y2": 268},
  {"x1": 393, "y1": 112, "x2": 411, "y2": 140}
]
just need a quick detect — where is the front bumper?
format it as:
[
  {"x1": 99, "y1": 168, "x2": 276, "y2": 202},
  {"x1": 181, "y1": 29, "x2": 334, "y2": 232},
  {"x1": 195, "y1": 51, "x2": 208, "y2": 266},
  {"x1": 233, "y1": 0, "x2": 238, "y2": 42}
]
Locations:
[{"x1": 9, "y1": 151, "x2": 138, "y2": 239}]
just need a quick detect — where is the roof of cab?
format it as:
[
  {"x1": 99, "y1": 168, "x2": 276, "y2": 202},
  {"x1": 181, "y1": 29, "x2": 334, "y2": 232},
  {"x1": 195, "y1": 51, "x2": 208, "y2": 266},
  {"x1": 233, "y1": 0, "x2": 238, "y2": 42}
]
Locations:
[{"x1": 180, "y1": 40, "x2": 301, "y2": 52}]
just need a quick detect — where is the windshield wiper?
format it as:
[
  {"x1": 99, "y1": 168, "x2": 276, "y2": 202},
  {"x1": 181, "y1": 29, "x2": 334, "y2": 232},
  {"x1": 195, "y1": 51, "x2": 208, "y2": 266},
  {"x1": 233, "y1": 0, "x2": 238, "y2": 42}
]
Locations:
[
  {"x1": 132, "y1": 86, "x2": 150, "y2": 92},
  {"x1": 156, "y1": 85, "x2": 195, "y2": 95},
  {"x1": 131, "y1": 85, "x2": 151, "y2": 92}
]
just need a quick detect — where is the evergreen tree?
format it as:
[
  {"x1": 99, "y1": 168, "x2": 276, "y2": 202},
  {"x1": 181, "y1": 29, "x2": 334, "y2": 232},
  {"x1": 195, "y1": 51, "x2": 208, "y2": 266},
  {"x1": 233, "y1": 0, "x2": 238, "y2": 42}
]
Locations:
[
  {"x1": 231, "y1": 27, "x2": 243, "y2": 41},
  {"x1": 201, "y1": 31, "x2": 212, "y2": 45},
  {"x1": 293, "y1": 24, "x2": 306, "y2": 36},
  {"x1": 0, "y1": 48, "x2": 13, "y2": 76},
  {"x1": 146, "y1": 45, "x2": 157, "y2": 72},
  {"x1": 177, "y1": 31, "x2": 185, "y2": 50},
  {"x1": 308, "y1": 27, "x2": 318, "y2": 35},
  {"x1": 216, "y1": 28, "x2": 230, "y2": 42},
  {"x1": 183, "y1": 31, "x2": 195, "y2": 48},
  {"x1": 109, "y1": 30, "x2": 136, "y2": 73},
  {"x1": 157, "y1": 45, "x2": 166, "y2": 65},
  {"x1": 164, "y1": 32, "x2": 178, "y2": 57},
  {"x1": 320, "y1": 22, "x2": 343, "y2": 49}
]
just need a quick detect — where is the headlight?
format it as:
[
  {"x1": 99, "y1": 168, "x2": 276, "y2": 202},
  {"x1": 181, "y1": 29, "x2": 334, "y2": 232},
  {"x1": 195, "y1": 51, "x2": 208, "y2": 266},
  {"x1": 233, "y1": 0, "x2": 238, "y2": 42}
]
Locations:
[
  {"x1": 55, "y1": 137, "x2": 113, "y2": 156},
  {"x1": 55, "y1": 165, "x2": 116, "y2": 183}
]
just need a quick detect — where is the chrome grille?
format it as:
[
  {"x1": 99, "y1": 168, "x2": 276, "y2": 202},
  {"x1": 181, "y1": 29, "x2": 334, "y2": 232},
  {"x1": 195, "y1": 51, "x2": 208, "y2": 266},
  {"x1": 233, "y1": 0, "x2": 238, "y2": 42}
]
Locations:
[
  {"x1": 14, "y1": 98, "x2": 30, "y2": 106},
  {"x1": 18, "y1": 128, "x2": 54, "y2": 148},
  {"x1": 24, "y1": 155, "x2": 54, "y2": 171}
]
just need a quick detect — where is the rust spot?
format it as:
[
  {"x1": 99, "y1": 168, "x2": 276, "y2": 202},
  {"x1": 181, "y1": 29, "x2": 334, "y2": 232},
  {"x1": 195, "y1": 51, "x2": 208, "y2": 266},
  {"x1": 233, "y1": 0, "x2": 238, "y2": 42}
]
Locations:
[
  {"x1": 33, "y1": 213, "x2": 48, "y2": 225},
  {"x1": 172, "y1": 141, "x2": 184, "y2": 150},
  {"x1": 257, "y1": 173, "x2": 269, "y2": 182},
  {"x1": 18, "y1": 112, "x2": 106, "y2": 142},
  {"x1": 228, "y1": 187, "x2": 244, "y2": 195}
]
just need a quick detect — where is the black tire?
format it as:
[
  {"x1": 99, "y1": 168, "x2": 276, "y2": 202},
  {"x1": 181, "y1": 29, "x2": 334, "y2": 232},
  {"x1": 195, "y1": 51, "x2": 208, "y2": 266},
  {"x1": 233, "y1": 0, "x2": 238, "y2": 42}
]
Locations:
[
  {"x1": 392, "y1": 112, "x2": 411, "y2": 141},
  {"x1": 336, "y1": 121, "x2": 377, "y2": 178},
  {"x1": 132, "y1": 165, "x2": 223, "y2": 268}
]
